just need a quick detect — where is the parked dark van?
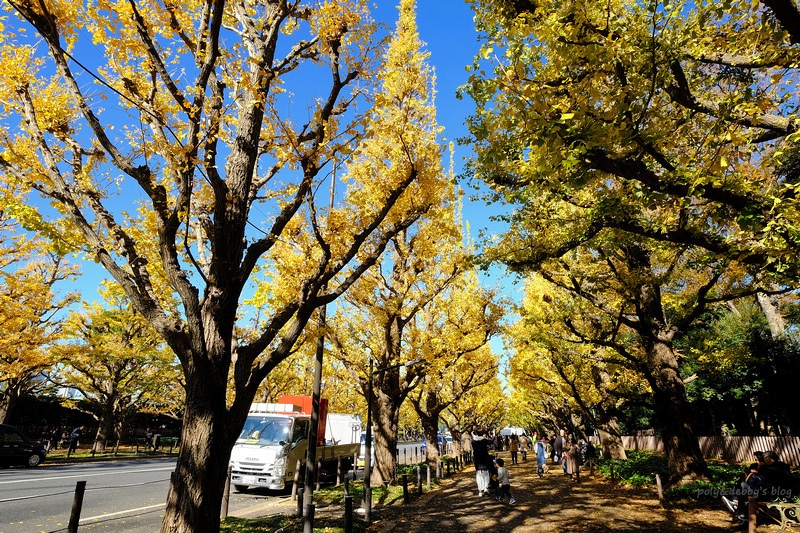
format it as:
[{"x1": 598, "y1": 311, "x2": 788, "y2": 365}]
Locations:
[{"x1": 0, "y1": 424, "x2": 46, "y2": 467}]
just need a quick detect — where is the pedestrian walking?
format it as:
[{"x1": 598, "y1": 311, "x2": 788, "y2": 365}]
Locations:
[
  {"x1": 493, "y1": 433, "x2": 502, "y2": 451},
  {"x1": 564, "y1": 434, "x2": 580, "y2": 480},
  {"x1": 535, "y1": 432, "x2": 548, "y2": 477},
  {"x1": 509, "y1": 435, "x2": 519, "y2": 465},
  {"x1": 553, "y1": 429, "x2": 565, "y2": 473},
  {"x1": 518, "y1": 433, "x2": 529, "y2": 461},
  {"x1": 67, "y1": 426, "x2": 84, "y2": 454},
  {"x1": 472, "y1": 429, "x2": 492, "y2": 497},
  {"x1": 48, "y1": 426, "x2": 63, "y2": 451},
  {"x1": 494, "y1": 458, "x2": 516, "y2": 504}
]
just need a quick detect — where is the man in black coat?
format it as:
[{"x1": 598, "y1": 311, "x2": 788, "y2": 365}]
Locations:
[
  {"x1": 762, "y1": 451, "x2": 793, "y2": 500},
  {"x1": 553, "y1": 429, "x2": 565, "y2": 474},
  {"x1": 67, "y1": 426, "x2": 84, "y2": 454}
]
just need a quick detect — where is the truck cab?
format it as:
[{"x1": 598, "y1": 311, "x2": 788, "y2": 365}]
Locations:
[{"x1": 229, "y1": 398, "x2": 360, "y2": 492}]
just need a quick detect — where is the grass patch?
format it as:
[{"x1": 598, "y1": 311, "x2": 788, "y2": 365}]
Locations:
[
  {"x1": 593, "y1": 450, "x2": 751, "y2": 505},
  {"x1": 312, "y1": 482, "x2": 405, "y2": 506},
  {"x1": 313, "y1": 468, "x2": 442, "y2": 507},
  {"x1": 221, "y1": 515, "x2": 368, "y2": 533},
  {"x1": 397, "y1": 460, "x2": 436, "y2": 476},
  {"x1": 46, "y1": 449, "x2": 178, "y2": 461},
  {"x1": 664, "y1": 460, "x2": 744, "y2": 504},
  {"x1": 222, "y1": 467, "x2": 449, "y2": 533},
  {"x1": 594, "y1": 450, "x2": 669, "y2": 486}
]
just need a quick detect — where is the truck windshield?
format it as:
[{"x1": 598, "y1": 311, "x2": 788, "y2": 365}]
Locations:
[{"x1": 237, "y1": 416, "x2": 292, "y2": 446}]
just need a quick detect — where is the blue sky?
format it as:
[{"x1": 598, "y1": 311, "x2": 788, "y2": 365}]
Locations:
[
  {"x1": 376, "y1": 1, "x2": 521, "y2": 360},
  {"x1": 374, "y1": 1, "x2": 521, "y2": 300},
  {"x1": 61, "y1": 1, "x2": 521, "y2": 305},
  {"x1": 3, "y1": 0, "x2": 517, "y2": 384}
]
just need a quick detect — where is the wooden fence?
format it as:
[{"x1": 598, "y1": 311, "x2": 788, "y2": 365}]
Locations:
[{"x1": 596, "y1": 435, "x2": 800, "y2": 467}]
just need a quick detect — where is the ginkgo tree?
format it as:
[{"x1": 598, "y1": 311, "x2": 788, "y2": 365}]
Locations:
[
  {"x1": 442, "y1": 373, "x2": 505, "y2": 442},
  {"x1": 407, "y1": 275, "x2": 503, "y2": 464},
  {"x1": 465, "y1": 0, "x2": 800, "y2": 275},
  {"x1": 410, "y1": 344, "x2": 500, "y2": 462},
  {"x1": 515, "y1": 231, "x2": 775, "y2": 483},
  {"x1": 464, "y1": 0, "x2": 800, "y2": 485},
  {"x1": 320, "y1": 0, "x2": 461, "y2": 486},
  {"x1": 327, "y1": 204, "x2": 466, "y2": 484},
  {"x1": 0, "y1": 204, "x2": 77, "y2": 423},
  {"x1": 510, "y1": 275, "x2": 648, "y2": 459},
  {"x1": 54, "y1": 283, "x2": 181, "y2": 452},
  {"x1": 0, "y1": 1, "x2": 446, "y2": 531}
]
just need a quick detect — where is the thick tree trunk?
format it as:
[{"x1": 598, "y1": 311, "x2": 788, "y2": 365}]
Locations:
[
  {"x1": 371, "y1": 389, "x2": 400, "y2": 485},
  {"x1": 0, "y1": 390, "x2": 17, "y2": 425},
  {"x1": 419, "y1": 412, "x2": 440, "y2": 465},
  {"x1": 450, "y1": 427, "x2": 465, "y2": 455},
  {"x1": 587, "y1": 367, "x2": 626, "y2": 460},
  {"x1": 0, "y1": 379, "x2": 22, "y2": 424},
  {"x1": 625, "y1": 244, "x2": 708, "y2": 486},
  {"x1": 649, "y1": 341, "x2": 708, "y2": 485},
  {"x1": 160, "y1": 376, "x2": 239, "y2": 533},
  {"x1": 115, "y1": 408, "x2": 135, "y2": 441},
  {"x1": 756, "y1": 291, "x2": 785, "y2": 339},
  {"x1": 411, "y1": 391, "x2": 443, "y2": 464},
  {"x1": 93, "y1": 395, "x2": 117, "y2": 453},
  {"x1": 595, "y1": 410, "x2": 627, "y2": 460}
]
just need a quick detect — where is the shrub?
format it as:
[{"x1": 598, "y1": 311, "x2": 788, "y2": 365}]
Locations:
[
  {"x1": 595, "y1": 450, "x2": 668, "y2": 485},
  {"x1": 594, "y1": 450, "x2": 754, "y2": 504}
]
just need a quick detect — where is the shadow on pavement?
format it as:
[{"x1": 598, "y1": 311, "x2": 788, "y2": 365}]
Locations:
[{"x1": 374, "y1": 452, "x2": 739, "y2": 532}]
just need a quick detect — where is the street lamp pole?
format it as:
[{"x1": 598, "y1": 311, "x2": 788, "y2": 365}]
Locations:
[{"x1": 363, "y1": 357, "x2": 425, "y2": 524}]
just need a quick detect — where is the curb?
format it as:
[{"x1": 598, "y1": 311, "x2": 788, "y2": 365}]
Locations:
[{"x1": 42, "y1": 452, "x2": 178, "y2": 466}]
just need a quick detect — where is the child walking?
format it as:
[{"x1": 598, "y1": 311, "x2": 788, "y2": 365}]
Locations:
[{"x1": 495, "y1": 458, "x2": 516, "y2": 504}]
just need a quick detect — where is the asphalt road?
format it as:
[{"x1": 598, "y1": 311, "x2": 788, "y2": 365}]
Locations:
[
  {"x1": 0, "y1": 458, "x2": 293, "y2": 533},
  {"x1": 0, "y1": 442, "x2": 426, "y2": 533}
]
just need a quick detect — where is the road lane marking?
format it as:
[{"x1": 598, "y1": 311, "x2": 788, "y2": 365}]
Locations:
[
  {"x1": 0, "y1": 477, "x2": 172, "y2": 502},
  {"x1": 80, "y1": 503, "x2": 165, "y2": 522},
  {"x1": 0, "y1": 491, "x2": 74, "y2": 503},
  {"x1": 0, "y1": 466, "x2": 175, "y2": 485}
]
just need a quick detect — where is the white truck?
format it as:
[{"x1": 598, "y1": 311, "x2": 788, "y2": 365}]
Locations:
[{"x1": 229, "y1": 396, "x2": 361, "y2": 491}]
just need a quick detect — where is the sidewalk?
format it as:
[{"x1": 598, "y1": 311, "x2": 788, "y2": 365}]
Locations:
[{"x1": 373, "y1": 450, "x2": 740, "y2": 533}]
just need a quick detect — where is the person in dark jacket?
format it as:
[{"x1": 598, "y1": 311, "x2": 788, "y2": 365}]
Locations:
[
  {"x1": 48, "y1": 426, "x2": 63, "y2": 451},
  {"x1": 67, "y1": 426, "x2": 84, "y2": 454},
  {"x1": 553, "y1": 429, "x2": 565, "y2": 473},
  {"x1": 723, "y1": 451, "x2": 794, "y2": 527},
  {"x1": 722, "y1": 463, "x2": 765, "y2": 524},
  {"x1": 762, "y1": 451, "x2": 792, "y2": 500},
  {"x1": 472, "y1": 429, "x2": 493, "y2": 496}
]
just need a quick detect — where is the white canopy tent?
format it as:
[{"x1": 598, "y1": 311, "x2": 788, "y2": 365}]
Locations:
[{"x1": 499, "y1": 426, "x2": 526, "y2": 436}]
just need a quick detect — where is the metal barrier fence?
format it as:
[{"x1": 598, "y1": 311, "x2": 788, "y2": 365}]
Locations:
[{"x1": 394, "y1": 441, "x2": 456, "y2": 465}]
